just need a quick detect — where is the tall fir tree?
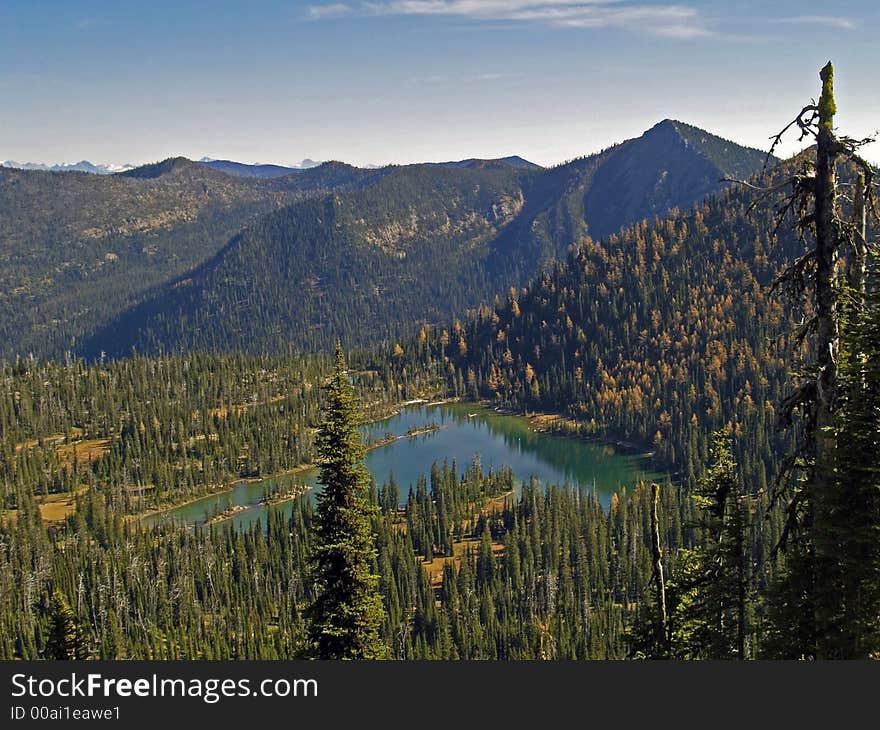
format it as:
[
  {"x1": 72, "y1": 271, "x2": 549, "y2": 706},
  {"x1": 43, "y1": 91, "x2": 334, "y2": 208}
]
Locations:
[
  {"x1": 824, "y1": 268, "x2": 880, "y2": 657},
  {"x1": 43, "y1": 590, "x2": 88, "y2": 660},
  {"x1": 761, "y1": 61, "x2": 877, "y2": 658},
  {"x1": 308, "y1": 344, "x2": 387, "y2": 659},
  {"x1": 670, "y1": 433, "x2": 751, "y2": 659}
]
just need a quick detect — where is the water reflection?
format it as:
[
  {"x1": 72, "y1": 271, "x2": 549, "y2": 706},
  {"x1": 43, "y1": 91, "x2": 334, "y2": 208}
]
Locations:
[{"x1": 142, "y1": 402, "x2": 659, "y2": 531}]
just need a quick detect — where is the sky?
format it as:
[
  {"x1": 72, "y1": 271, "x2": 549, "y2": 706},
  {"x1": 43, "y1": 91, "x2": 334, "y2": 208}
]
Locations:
[{"x1": 1, "y1": 1, "x2": 878, "y2": 168}]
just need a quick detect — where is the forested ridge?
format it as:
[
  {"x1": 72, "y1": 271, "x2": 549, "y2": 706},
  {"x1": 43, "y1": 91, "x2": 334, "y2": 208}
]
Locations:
[
  {"x1": 0, "y1": 158, "x2": 388, "y2": 359},
  {"x1": 83, "y1": 165, "x2": 529, "y2": 357},
  {"x1": 79, "y1": 120, "x2": 767, "y2": 358},
  {"x1": 404, "y1": 165, "x2": 806, "y2": 494}
]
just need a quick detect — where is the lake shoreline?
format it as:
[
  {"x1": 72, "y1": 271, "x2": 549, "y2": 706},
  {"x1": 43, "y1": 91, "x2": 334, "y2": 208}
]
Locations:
[
  {"x1": 475, "y1": 400, "x2": 671, "y2": 483},
  {"x1": 135, "y1": 398, "x2": 461, "y2": 523},
  {"x1": 131, "y1": 461, "x2": 319, "y2": 523},
  {"x1": 141, "y1": 398, "x2": 661, "y2": 528},
  {"x1": 521, "y1": 411, "x2": 654, "y2": 456}
]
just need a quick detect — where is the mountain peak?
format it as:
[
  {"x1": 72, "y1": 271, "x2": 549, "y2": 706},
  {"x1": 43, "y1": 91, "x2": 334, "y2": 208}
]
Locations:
[
  {"x1": 642, "y1": 118, "x2": 701, "y2": 144},
  {"x1": 120, "y1": 157, "x2": 196, "y2": 179},
  {"x1": 578, "y1": 118, "x2": 770, "y2": 238},
  {"x1": 643, "y1": 119, "x2": 771, "y2": 177}
]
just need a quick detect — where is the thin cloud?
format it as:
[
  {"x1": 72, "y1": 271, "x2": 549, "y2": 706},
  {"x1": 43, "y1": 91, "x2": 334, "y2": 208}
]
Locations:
[
  {"x1": 471, "y1": 72, "x2": 510, "y2": 81},
  {"x1": 307, "y1": 3, "x2": 354, "y2": 20},
  {"x1": 306, "y1": 1, "x2": 713, "y2": 39},
  {"x1": 772, "y1": 15, "x2": 857, "y2": 30}
]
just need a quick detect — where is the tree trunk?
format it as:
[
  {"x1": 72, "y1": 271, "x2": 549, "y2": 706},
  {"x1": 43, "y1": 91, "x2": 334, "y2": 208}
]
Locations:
[
  {"x1": 650, "y1": 483, "x2": 669, "y2": 656},
  {"x1": 846, "y1": 172, "x2": 867, "y2": 298},
  {"x1": 812, "y1": 61, "x2": 841, "y2": 659},
  {"x1": 735, "y1": 511, "x2": 747, "y2": 659}
]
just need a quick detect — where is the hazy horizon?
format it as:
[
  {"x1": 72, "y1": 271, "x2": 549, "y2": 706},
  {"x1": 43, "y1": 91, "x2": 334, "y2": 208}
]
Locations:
[{"x1": 2, "y1": 1, "x2": 878, "y2": 168}]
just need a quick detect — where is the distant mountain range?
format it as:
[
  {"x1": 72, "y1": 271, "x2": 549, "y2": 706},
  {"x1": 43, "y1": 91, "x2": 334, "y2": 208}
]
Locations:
[
  {"x1": 1, "y1": 160, "x2": 137, "y2": 175},
  {"x1": 196, "y1": 157, "x2": 323, "y2": 178},
  {"x1": 2, "y1": 155, "x2": 539, "y2": 178},
  {"x1": 0, "y1": 120, "x2": 771, "y2": 359},
  {"x1": 0, "y1": 157, "x2": 322, "y2": 178}
]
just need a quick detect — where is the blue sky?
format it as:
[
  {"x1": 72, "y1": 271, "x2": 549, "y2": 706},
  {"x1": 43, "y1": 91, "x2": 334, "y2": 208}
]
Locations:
[{"x1": 1, "y1": 1, "x2": 878, "y2": 167}]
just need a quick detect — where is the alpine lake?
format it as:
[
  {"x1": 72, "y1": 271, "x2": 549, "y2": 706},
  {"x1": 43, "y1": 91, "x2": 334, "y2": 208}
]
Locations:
[{"x1": 141, "y1": 402, "x2": 661, "y2": 531}]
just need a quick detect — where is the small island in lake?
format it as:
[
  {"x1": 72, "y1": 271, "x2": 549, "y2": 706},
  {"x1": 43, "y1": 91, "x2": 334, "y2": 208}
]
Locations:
[
  {"x1": 405, "y1": 423, "x2": 440, "y2": 439},
  {"x1": 205, "y1": 503, "x2": 250, "y2": 526},
  {"x1": 259, "y1": 483, "x2": 312, "y2": 507}
]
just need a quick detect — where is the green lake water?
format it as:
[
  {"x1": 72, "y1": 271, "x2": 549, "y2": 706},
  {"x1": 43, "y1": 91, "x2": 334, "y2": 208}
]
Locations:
[{"x1": 141, "y1": 402, "x2": 660, "y2": 531}]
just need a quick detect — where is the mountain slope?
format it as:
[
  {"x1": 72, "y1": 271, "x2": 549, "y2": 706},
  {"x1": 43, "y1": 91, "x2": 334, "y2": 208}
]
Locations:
[
  {"x1": 418, "y1": 161, "x2": 804, "y2": 492},
  {"x1": 0, "y1": 159, "x2": 391, "y2": 357},
  {"x1": 81, "y1": 163, "x2": 529, "y2": 356},
  {"x1": 198, "y1": 159, "x2": 301, "y2": 178},
  {"x1": 84, "y1": 120, "x2": 771, "y2": 358}
]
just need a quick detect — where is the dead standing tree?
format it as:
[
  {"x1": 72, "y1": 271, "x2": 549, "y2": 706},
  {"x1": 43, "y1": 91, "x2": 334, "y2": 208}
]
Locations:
[
  {"x1": 649, "y1": 483, "x2": 670, "y2": 657},
  {"x1": 734, "y1": 62, "x2": 876, "y2": 657}
]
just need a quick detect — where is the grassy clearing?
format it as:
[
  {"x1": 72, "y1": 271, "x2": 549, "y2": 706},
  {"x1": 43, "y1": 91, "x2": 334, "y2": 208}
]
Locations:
[
  {"x1": 2, "y1": 488, "x2": 85, "y2": 527},
  {"x1": 38, "y1": 492, "x2": 79, "y2": 522},
  {"x1": 421, "y1": 537, "x2": 506, "y2": 587},
  {"x1": 55, "y1": 437, "x2": 111, "y2": 468}
]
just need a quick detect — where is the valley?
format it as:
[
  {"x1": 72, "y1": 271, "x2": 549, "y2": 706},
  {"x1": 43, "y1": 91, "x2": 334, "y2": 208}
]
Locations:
[{"x1": 0, "y1": 67, "x2": 877, "y2": 662}]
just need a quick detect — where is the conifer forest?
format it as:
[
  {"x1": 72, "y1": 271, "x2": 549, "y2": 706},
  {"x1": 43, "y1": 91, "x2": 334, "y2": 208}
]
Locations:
[{"x1": 1, "y1": 61, "x2": 878, "y2": 662}]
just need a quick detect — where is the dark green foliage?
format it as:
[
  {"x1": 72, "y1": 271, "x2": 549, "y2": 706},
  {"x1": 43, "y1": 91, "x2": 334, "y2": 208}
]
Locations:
[
  {"x1": 43, "y1": 589, "x2": 88, "y2": 660},
  {"x1": 0, "y1": 160, "x2": 386, "y2": 359},
  {"x1": 759, "y1": 545, "x2": 817, "y2": 659},
  {"x1": 815, "y1": 276, "x2": 880, "y2": 657},
  {"x1": 308, "y1": 346, "x2": 386, "y2": 659},
  {"x1": 667, "y1": 433, "x2": 752, "y2": 659}
]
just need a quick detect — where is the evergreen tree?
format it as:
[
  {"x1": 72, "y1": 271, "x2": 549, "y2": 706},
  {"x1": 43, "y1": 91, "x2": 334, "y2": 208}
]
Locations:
[
  {"x1": 308, "y1": 344, "x2": 387, "y2": 659},
  {"x1": 762, "y1": 62, "x2": 877, "y2": 658},
  {"x1": 43, "y1": 590, "x2": 87, "y2": 660},
  {"x1": 671, "y1": 433, "x2": 751, "y2": 659},
  {"x1": 823, "y1": 271, "x2": 880, "y2": 657}
]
